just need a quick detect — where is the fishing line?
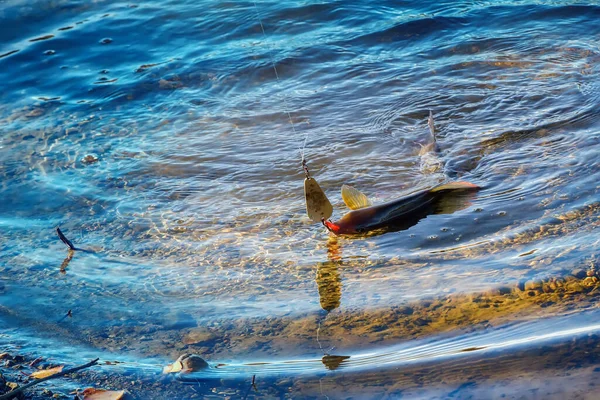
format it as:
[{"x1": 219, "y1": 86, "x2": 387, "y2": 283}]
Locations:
[
  {"x1": 316, "y1": 319, "x2": 326, "y2": 354},
  {"x1": 319, "y1": 378, "x2": 331, "y2": 400},
  {"x1": 251, "y1": 1, "x2": 310, "y2": 166},
  {"x1": 316, "y1": 314, "x2": 336, "y2": 356},
  {"x1": 253, "y1": 1, "x2": 333, "y2": 360}
]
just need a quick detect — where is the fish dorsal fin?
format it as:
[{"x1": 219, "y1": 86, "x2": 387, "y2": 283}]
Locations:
[
  {"x1": 430, "y1": 181, "x2": 480, "y2": 193},
  {"x1": 341, "y1": 184, "x2": 372, "y2": 210}
]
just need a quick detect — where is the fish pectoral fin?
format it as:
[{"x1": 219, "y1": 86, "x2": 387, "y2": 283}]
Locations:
[
  {"x1": 341, "y1": 184, "x2": 372, "y2": 210},
  {"x1": 430, "y1": 181, "x2": 480, "y2": 193}
]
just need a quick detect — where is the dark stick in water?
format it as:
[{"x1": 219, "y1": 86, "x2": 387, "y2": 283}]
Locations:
[
  {"x1": 242, "y1": 375, "x2": 257, "y2": 400},
  {"x1": 56, "y1": 227, "x2": 76, "y2": 251},
  {"x1": 57, "y1": 309, "x2": 72, "y2": 323},
  {"x1": 0, "y1": 358, "x2": 99, "y2": 400}
]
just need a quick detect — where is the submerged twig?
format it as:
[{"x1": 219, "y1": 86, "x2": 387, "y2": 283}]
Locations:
[
  {"x1": 0, "y1": 358, "x2": 99, "y2": 400},
  {"x1": 56, "y1": 227, "x2": 76, "y2": 251},
  {"x1": 28, "y1": 357, "x2": 43, "y2": 368},
  {"x1": 242, "y1": 374, "x2": 257, "y2": 400},
  {"x1": 57, "y1": 310, "x2": 72, "y2": 323}
]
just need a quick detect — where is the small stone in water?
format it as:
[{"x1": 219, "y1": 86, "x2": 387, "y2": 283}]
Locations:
[
  {"x1": 524, "y1": 280, "x2": 542, "y2": 291},
  {"x1": 44, "y1": 50, "x2": 55, "y2": 55},
  {"x1": 571, "y1": 269, "x2": 587, "y2": 279},
  {"x1": 497, "y1": 211, "x2": 507, "y2": 216},
  {"x1": 182, "y1": 329, "x2": 214, "y2": 345},
  {"x1": 100, "y1": 38, "x2": 113, "y2": 44},
  {"x1": 82, "y1": 154, "x2": 99, "y2": 164},
  {"x1": 583, "y1": 276, "x2": 598, "y2": 286},
  {"x1": 164, "y1": 354, "x2": 209, "y2": 374}
]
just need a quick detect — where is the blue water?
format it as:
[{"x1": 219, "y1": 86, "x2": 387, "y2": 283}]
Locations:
[{"x1": 1, "y1": 0, "x2": 600, "y2": 398}]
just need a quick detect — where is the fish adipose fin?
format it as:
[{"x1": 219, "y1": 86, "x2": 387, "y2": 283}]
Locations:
[
  {"x1": 430, "y1": 181, "x2": 480, "y2": 193},
  {"x1": 341, "y1": 184, "x2": 372, "y2": 210}
]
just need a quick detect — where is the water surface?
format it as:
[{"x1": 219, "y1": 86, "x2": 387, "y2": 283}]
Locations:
[{"x1": 1, "y1": 0, "x2": 599, "y2": 398}]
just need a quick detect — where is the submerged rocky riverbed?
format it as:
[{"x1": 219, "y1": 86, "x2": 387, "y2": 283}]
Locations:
[{"x1": 2, "y1": 261, "x2": 600, "y2": 399}]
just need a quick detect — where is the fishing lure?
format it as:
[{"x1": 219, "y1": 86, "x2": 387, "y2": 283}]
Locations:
[{"x1": 303, "y1": 159, "x2": 333, "y2": 223}]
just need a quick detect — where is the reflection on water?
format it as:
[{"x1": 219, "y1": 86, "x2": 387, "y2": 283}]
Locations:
[
  {"x1": 316, "y1": 237, "x2": 342, "y2": 312},
  {"x1": 321, "y1": 354, "x2": 350, "y2": 371},
  {"x1": 1, "y1": 0, "x2": 600, "y2": 398},
  {"x1": 58, "y1": 248, "x2": 74, "y2": 273}
]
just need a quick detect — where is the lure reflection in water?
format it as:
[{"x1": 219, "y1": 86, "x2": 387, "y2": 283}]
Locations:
[{"x1": 316, "y1": 237, "x2": 343, "y2": 312}]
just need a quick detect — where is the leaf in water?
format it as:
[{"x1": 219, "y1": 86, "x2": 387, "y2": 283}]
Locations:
[
  {"x1": 30, "y1": 365, "x2": 64, "y2": 379},
  {"x1": 82, "y1": 388, "x2": 126, "y2": 400},
  {"x1": 162, "y1": 359, "x2": 183, "y2": 374}
]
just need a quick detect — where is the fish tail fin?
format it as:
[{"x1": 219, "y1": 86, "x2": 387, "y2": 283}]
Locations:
[
  {"x1": 430, "y1": 181, "x2": 480, "y2": 193},
  {"x1": 428, "y1": 109, "x2": 436, "y2": 139},
  {"x1": 427, "y1": 109, "x2": 440, "y2": 153}
]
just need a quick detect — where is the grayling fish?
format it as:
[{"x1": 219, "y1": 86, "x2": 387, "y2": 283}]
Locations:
[
  {"x1": 323, "y1": 181, "x2": 479, "y2": 235},
  {"x1": 304, "y1": 110, "x2": 478, "y2": 236}
]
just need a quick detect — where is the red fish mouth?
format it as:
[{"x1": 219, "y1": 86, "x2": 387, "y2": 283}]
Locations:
[{"x1": 323, "y1": 219, "x2": 341, "y2": 235}]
